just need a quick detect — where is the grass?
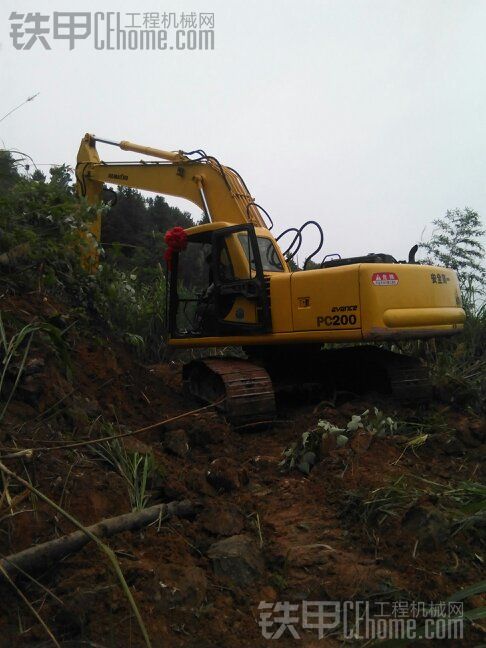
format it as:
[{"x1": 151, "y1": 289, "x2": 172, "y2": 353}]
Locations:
[
  {"x1": 354, "y1": 475, "x2": 486, "y2": 541},
  {"x1": 423, "y1": 300, "x2": 485, "y2": 413},
  {"x1": 93, "y1": 264, "x2": 168, "y2": 361},
  {"x1": 92, "y1": 429, "x2": 157, "y2": 511},
  {"x1": 371, "y1": 579, "x2": 486, "y2": 646},
  {"x1": 0, "y1": 313, "x2": 72, "y2": 423},
  {"x1": 0, "y1": 314, "x2": 36, "y2": 423}
]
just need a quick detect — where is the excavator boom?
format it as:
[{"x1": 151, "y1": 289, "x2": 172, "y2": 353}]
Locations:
[{"x1": 76, "y1": 133, "x2": 270, "y2": 233}]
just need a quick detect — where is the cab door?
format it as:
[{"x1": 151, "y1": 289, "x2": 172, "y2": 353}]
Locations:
[{"x1": 211, "y1": 224, "x2": 271, "y2": 334}]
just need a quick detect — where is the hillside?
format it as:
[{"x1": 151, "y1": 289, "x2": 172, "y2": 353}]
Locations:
[{"x1": 0, "y1": 152, "x2": 485, "y2": 647}]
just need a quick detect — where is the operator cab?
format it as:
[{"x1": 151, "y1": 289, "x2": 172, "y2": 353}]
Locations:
[{"x1": 167, "y1": 223, "x2": 285, "y2": 339}]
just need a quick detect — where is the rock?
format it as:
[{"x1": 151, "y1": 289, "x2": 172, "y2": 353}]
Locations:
[
  {"x1": 206, "y1": 458, "x2": 248, "y2": 492},
  {"x1": 476, "y1": 445, "x2": 486, "y2": 461},
  {"x1": 297, "y1": 460, "x2": 312, "y2": 475},
  {"x1": 189, "y1": 420, "x2": 227, "y2": 447},
  {"x1": 163, "y1": 428, "x2": 189, "y2": 457},
  {"x1": 64, "y1": 404, "x2": 90, "y2": 429},
  {"x1": 350, "y1": 430, "x2": 373, "y2": 454},
  {"x1": 80, "y1": 397, "x2": 102, "y2": 418},
  {"x1": 319, "y1": 433, "x2": 337, "y2": 457},
  {"x1": 401, "y1": 504, "x2": 450, "y2": 548},
  {"x1": 208, "y1": 534, "x2": 265, "y2": 585},
  {"x1": 185, "y1": 469, "x2": 217, "y2": 496},
  {"x1": 200, "y1": 504, "x2": 245, "y2": 536},
  {"x1": 250, "y1": 455, "x2": 276, "y2": 470},
  {"x1": 443, "y1": 435, "x2": 465, "y2": 456},
  {"x1": 287, "y1": 544, "x2": 337, "y2": 567},
  {"x1": 156, "y1": 564, "x2": 207, "y2": 610}
]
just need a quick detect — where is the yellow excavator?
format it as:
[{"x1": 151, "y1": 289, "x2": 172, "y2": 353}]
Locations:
[{"x1": 76, "y1": 133, "x2": 465, "y2": 425}]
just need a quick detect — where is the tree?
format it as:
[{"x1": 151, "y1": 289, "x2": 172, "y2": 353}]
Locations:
[
  {"x1": 0, "y1": 151, "x2": 20, "y2": 191},
  {"x1": 100, "y1": 187, "x2": 205, "y2": 285},
  {"x1": 420, "y1": 208, "x2": 485, "y2": 299},
  {"x1": 49, "y1": 164, "x2": 73, "y2": 192},
  {"x1": 31, "y1": 169, "x2": 46, "y2": 182}
]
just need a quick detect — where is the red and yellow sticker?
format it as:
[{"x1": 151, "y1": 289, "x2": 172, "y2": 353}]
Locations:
[{"x1": 372, "y1": 272, "x2": 399, "y2": 286}]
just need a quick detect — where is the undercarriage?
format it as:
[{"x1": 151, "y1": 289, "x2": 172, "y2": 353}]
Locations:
[{"x1": 183, "y1": 345, "x2": 432, "y2": 426}]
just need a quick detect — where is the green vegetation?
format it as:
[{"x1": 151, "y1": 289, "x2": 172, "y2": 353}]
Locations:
[
  {"x1": 425, "y1": 304, "x2": 486, "y2": 412},
  {"x1": 280, "y1": 408, "x2": 402, "y2": 474},
  {"x1": 418, "y1": 207, "x2": 486, "y2": 412},
  {"x1": 0, "y1": 313, "x2": 71, "y2": 422},
  {"x1": 419, "y1": 207, "x2": 485, "y2": 304},
  {"x1": 93, "y1": 430, "x2": 158, "y2": 511},
  {"x1": 0, "y1": 147, "x2": 484, "y2": 648},
  {"x1": 357, "y1": 475, "x2": 485, "y2": 539},
  {"x1": 0, "y1": 150, "x2": 204, "y2": 362},
  {"x1": 1, "y1": 149, "x2": 485, "y2": 403}
]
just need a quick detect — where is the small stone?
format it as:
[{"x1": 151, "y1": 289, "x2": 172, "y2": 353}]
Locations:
[
  {"x1": 64, "y1": 405, "x2": 90, "y2": 429},
  {"x1": 163, "y1": 428, "x2": 189, "y2": 457},
  {"x1": 200, "y1": 504, "x2": 245, "y2": 536},
  {"x1": 206, "y1": 458, "x2": 247, "y2": 492},
  {"x1": 350, "y1": 430, "x2": 373, "y2": 454},
  {"x1": 402, "y1": 504, "x2": 450, "y2": 548},
  {"x1": 185, "y1": 469, "x2": 216, "y2": 496},
  {"x1": 443, "y1": 436, "x2": 465, "y2": 456},
  {"x1": 287, "y1": 544, "x2": 337, "y2": 567},
  {"x1": 189, "y1": 420, "x2": 227, "y2": 447},
  {"x1": 251, "y1": 455, "x2": 276, "y2": 470},
  {"x1": 81, "y1": 398, "x2": 102, "y2": 418},
  {"x1": 156, "y1": 564, "x2": 207, "y2": 610},
  {"x1": 454, "y1": 419, "x2": 482, "y2": 448},
  {"x1": 208, "y1": 534, "x2": 265, "y2": 586}
]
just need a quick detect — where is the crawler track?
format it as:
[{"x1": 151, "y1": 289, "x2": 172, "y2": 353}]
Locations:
[
  {"x1": 183, "y1": 357, "x2": 276, "y2": 426},
  {"x1": 183, "y1": 346, "x2": 432, "y2": 425}
]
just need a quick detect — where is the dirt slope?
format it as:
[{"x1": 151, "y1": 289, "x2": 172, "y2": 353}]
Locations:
[{"x1": 0, "y1": 294, "x2": 484, "y2": 647}]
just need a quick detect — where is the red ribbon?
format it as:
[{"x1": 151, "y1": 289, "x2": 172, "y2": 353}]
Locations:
[{"x1": 164, "y1": 226, "x2": 188, "y2": 270}]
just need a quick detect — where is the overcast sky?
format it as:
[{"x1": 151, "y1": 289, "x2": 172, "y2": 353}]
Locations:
[{"x1": 1, "y1": 0, "x2": 485, "y2": 263}]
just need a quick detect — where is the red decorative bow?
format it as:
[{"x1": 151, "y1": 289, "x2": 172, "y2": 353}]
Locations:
[{"x1": 164, "y1": 226, "x2": 188, "y2": 270}]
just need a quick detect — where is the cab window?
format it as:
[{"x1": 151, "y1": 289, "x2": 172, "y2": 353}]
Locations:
[{"x1": 237, "y1": 233, "x2": 284, "y2": 272}]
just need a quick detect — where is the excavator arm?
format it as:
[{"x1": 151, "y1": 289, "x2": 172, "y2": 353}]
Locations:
[{"x1": 75, "y1": 133, "x2": 270, "y2": 236}]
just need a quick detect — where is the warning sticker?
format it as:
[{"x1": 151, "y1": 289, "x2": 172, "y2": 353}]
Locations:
[{"x1": 372, "y1": 272, "x2": 399, "y2": 286}]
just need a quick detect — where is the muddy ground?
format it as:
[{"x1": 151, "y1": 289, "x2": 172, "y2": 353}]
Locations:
[{"x1": 0, "y1": 294, "x2": 484, "y2": 647}]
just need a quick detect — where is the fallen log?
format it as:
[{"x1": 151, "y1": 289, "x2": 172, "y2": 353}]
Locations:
[{"x1": 0, "y1": 499, "x2": 193, "y2": 579}]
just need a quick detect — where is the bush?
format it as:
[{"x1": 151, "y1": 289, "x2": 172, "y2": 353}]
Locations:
[
  {"x1": 0, "y1": 151, "x2": 191, "y2": 362},
  {"x1": 417, "y1": 208, "x2": 486, "y2": 411}
]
